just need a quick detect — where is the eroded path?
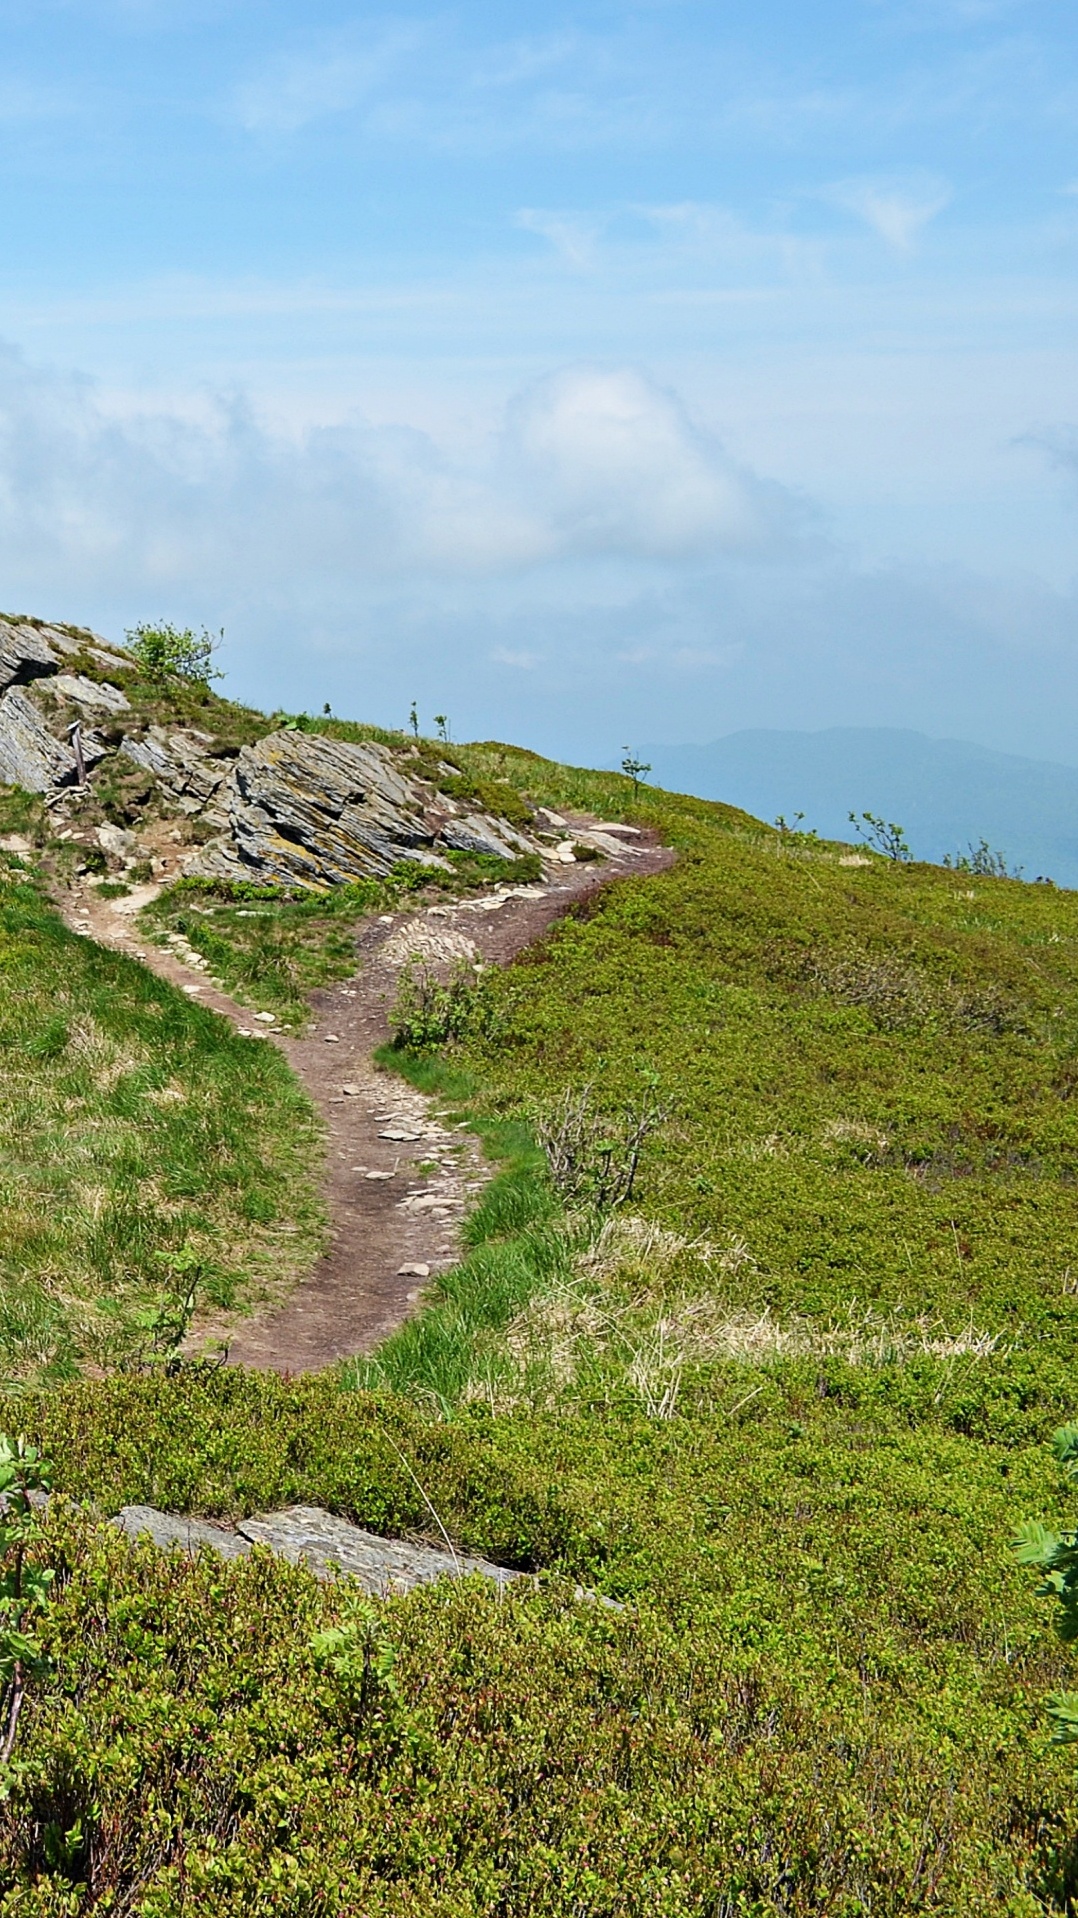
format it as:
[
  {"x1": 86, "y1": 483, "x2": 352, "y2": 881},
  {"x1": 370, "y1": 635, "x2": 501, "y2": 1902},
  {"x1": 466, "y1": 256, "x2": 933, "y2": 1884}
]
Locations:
[{"x1": 66, "y1": 827, "x2": 673, "y2": 1372}]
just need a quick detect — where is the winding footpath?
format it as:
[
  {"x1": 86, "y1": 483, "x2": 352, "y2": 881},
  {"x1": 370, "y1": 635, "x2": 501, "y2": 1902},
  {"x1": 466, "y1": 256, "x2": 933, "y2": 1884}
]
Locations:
[{"x1": 65, "y1": 826, "x2": 673, "y2": 1373}]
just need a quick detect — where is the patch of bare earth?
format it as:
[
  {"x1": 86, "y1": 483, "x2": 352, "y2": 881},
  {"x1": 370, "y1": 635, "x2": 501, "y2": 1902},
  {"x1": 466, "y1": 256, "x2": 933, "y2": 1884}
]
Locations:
[{"x1": 61, "y1": 823, "x2": 674, "y2": 1373}]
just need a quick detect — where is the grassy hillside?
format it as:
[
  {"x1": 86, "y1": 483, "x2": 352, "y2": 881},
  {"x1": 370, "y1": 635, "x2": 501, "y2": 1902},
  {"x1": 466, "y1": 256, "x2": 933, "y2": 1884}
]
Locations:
[
  {"x1": 2, "y1": 737, "x2": 1078, "y2": 1910},
  {"x1": 0, "y1": 844, "x2": 322, "y2": 1380}
]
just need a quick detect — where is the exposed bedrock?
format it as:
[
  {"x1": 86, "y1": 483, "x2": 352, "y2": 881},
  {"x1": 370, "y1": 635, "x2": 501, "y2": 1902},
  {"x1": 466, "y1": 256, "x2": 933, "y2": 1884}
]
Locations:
[{"x1": 186, "y1": 730, "x2": 538, "y2": 888}]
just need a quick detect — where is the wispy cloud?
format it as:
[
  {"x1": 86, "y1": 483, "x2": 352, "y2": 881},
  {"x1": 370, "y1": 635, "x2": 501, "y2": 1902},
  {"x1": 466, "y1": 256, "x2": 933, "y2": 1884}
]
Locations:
[
  {"x1": 515, "y1": 209, "x2": 602, "y2": 268},
  {"x1": 825, "y1": 173, "x2": 952, "y2": 251}
]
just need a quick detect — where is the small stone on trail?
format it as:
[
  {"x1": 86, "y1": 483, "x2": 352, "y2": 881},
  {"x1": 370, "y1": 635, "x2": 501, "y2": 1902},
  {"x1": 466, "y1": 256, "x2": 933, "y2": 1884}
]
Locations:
[
  {"x1": 378, "y1": 914, "x2": 393, "y2": 924},
  {"x1": 340, "y1": 1083, "x2": 361, "y2": 1096},
  {"x1": 398, "y1": 1262, "x2": 430, "y2": 1278},
  {"x1": 325, "y1": 1034, "x2": 340, "y2": 1043},
  {"x1": 254, "y1": 1011, "x2": 276, "y2": 1023},
  {"x1": 183, "y1": 984, "x2": 202, "y2": 996},
  {"x1": 365, "y1": 1170, "x2": 394, "y2": 1181}
]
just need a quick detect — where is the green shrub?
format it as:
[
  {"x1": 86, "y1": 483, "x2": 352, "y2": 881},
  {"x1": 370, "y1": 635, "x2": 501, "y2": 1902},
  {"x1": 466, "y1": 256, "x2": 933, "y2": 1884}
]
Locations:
[{"x1": 126, "y1": 621, "x2": 222, "y2": 686}]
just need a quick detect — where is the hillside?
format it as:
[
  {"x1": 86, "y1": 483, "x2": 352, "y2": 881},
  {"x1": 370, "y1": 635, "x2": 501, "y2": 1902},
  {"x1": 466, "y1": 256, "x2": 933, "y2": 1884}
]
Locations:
[
  {"x1": 643, "y1": 727, "x2": 1078, "y2": 886},
  {"x1": 0, "y1": 639, "x2": 1077, "y2": 1910}
]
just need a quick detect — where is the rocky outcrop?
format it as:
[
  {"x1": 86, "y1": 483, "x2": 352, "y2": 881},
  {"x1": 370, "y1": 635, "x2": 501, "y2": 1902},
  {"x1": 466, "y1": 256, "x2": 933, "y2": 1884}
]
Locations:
[
  {"x1": 114, "y1": 1502, "x2": 520, "y2": 1595},
  {"x1": 120, "y1": 726, "x2": 231, "y2": 823},
  {"x1": 48, "y1": 672, "x2": 130, "y2": 715},
  {"x1": 0, "y1": 621, "x2": 60, "y2": 693},
  {"x1": 0, "y1": 621, "x2": 121, "y2": 791},
  {"x1": 0, "y1": 688, "x2": 100, "y2": 791},
  {"x1": 185, "y1": 730, "x2": 538, "y2": 888},
  {"x1": 0, "y1": 609, "x2": 546, "y2": 889}
]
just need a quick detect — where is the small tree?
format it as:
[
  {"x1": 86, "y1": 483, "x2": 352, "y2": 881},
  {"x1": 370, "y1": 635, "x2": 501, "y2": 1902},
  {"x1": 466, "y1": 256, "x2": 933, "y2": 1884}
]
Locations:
[
  {"x1": 409, "y1": 701, "x2": 419, "y2": 740},
  {"x1": 126, "y1": 622, "x2": 223, "y2": 687},
  {"x1": 0, "y1": 1436, "x2": 54, "y2": 1764},
  {"x1": 943, "y1": 839, "x2": 1022, "y2": 880},
  {"x1": 434, "y1": 714, "x2": 450, "y2": 744},
  {"x1": 621, "y1": 749, "x2": 651, "y2": 797},
  {"x1": 848, "y1": 811, "x2": 910, "y2": 863}
]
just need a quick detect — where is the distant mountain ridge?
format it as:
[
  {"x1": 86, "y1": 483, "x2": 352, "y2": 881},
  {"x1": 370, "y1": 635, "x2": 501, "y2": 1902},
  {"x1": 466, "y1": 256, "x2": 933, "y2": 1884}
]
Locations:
[{"x1": 640, "y1": 728, "x2": 1078, "y2": 888}]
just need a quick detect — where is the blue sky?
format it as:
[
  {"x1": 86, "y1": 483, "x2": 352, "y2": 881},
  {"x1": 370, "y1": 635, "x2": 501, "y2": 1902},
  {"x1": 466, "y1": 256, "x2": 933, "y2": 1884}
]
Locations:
[{"x1": 0, "y1": 0, "x2": 1075, "y2": 763}]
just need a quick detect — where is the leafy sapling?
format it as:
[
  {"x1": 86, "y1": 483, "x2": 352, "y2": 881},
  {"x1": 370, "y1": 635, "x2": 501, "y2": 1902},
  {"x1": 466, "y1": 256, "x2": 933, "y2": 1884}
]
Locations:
[
  {"x1": 848, "y1": 811, "x2": 911, "y2": 863},
  {"x1": 126, "y1": 622, "x2": 223, "y2": 687},
  {"x1": 310, "y1": 1597, "x2": 401, "y2": 1719},
  {"x1": 621, "y1": 750, "x2": 652, "y2": 797},
  {"x1": 409, "y1": 701, "x2": 419, "y2": 740},
  {"x1": 943, "y1": 839, "x2": 1023, "y2": 880},
  {"x1": 434, "y1": 714, "x2": 450, "y2": 743},
  {"x1": 0, "y1": 1436, "x2": 54, "y2": 1766}
]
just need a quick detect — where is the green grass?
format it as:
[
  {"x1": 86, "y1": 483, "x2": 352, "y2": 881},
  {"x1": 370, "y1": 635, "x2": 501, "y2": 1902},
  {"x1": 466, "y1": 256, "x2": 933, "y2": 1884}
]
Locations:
[
  {"x1": 7, "y1": 741, "x2": 1078, "y2": 1905},
  {"x1": 0, "y1": 863, "x2": 323, "y2": 1379},
  {"x1": 138, "y1": 852, "x2": 543, "y2": 1030}
]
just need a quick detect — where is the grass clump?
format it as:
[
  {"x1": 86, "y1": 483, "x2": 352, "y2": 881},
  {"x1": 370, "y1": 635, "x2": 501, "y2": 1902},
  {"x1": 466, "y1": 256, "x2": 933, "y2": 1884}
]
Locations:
[{"x1": 0, "y1": 867, "x2": 322, "y2": 1379}]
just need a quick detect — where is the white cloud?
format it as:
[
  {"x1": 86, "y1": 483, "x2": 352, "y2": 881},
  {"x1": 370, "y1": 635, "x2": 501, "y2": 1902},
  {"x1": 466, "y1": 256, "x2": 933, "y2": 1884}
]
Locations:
[
  {"x1": 827, "y1": 174, "x2": 952, "y2": 251},
  {"x1": 491, "y1": 647, "x2": 540, "y2": 669},
  {"x1": 504, "y1": 367, "x2": 793, "y2": 560},
  {"x1": 0, "y1": 345, "x2": 798, "y2": 611}
]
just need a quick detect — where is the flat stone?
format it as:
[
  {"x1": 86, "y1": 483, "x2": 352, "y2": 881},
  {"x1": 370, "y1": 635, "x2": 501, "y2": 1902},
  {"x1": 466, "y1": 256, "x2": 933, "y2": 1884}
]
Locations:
[
  {"x1": 113, "y1": 1501, "x2": 520, "y2": 1596},
  {"x1": 237, "y1": 1505, "x2": 519, "y2": 1595},
  {"x1": 398, "y1": 1262, "x2": 431, "y2": 1278},
  {"x1": 51, "y1": 674, "x2": 130, "y2": 714},
  {"x1": 114, "y1": 1505, "x2": 252, "y2": 1560}
]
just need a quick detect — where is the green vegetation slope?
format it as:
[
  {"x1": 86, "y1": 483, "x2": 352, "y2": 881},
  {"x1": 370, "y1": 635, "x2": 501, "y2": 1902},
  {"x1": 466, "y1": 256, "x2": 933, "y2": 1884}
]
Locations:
[{"x1": 2, "y1": 732, "x2": 1078, "y2": 1910}]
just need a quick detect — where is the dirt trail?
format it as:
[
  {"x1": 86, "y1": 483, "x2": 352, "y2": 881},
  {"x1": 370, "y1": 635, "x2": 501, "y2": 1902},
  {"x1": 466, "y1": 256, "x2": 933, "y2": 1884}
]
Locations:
[{"x1": 66, "y1": 829, "x2": 673, "y2": 1373}]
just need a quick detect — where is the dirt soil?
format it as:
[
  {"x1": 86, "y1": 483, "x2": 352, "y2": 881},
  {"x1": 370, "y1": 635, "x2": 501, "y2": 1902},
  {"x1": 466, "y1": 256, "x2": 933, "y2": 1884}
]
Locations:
[{"x1": 64, "y1": 827, "x2": 674, "y2": 1374}]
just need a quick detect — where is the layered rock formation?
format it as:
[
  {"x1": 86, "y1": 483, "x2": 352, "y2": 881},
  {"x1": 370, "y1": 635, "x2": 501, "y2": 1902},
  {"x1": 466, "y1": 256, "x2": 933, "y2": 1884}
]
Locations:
[
  {"x1": 184, "y1": 730, "x2": 539, "y2": 888},
  {"x1": 0, "y1": 612, "x2": 545, "y2": 887}
]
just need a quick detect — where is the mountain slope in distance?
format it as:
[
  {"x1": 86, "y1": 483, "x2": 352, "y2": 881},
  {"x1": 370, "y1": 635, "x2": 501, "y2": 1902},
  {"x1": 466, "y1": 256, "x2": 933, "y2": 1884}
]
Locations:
[{"x1": 640, "y1": 728, "x2": 1078, "y2": 887}]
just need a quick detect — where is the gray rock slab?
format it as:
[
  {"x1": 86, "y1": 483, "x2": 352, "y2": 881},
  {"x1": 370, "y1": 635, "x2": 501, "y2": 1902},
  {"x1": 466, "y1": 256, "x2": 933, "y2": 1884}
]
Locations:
[
  {"x1": 50, "y1": 673, "x2": 130, "y2": 714},
  {"x1": 114, "y1": 1505, "x2": 253, "y2": 1560},
  {"x1": 0, "y1": 688, "x2": 77, "y2": 790},
  {"x1": 112, "y1": 1501, "x2": 520, "y2": 1595},
  {"x1": 0, "y1": 621, "x2": 59, "y2": 694},
  {"x1": 237, "y1": 1506, "x2": 520, "y2": 1594},
  {"x1": 440, "y1": 812, "x2": 533, "y2": 860},
  {"x1": 120, "y1": 726, "x2": 230, "y2": 811}
]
